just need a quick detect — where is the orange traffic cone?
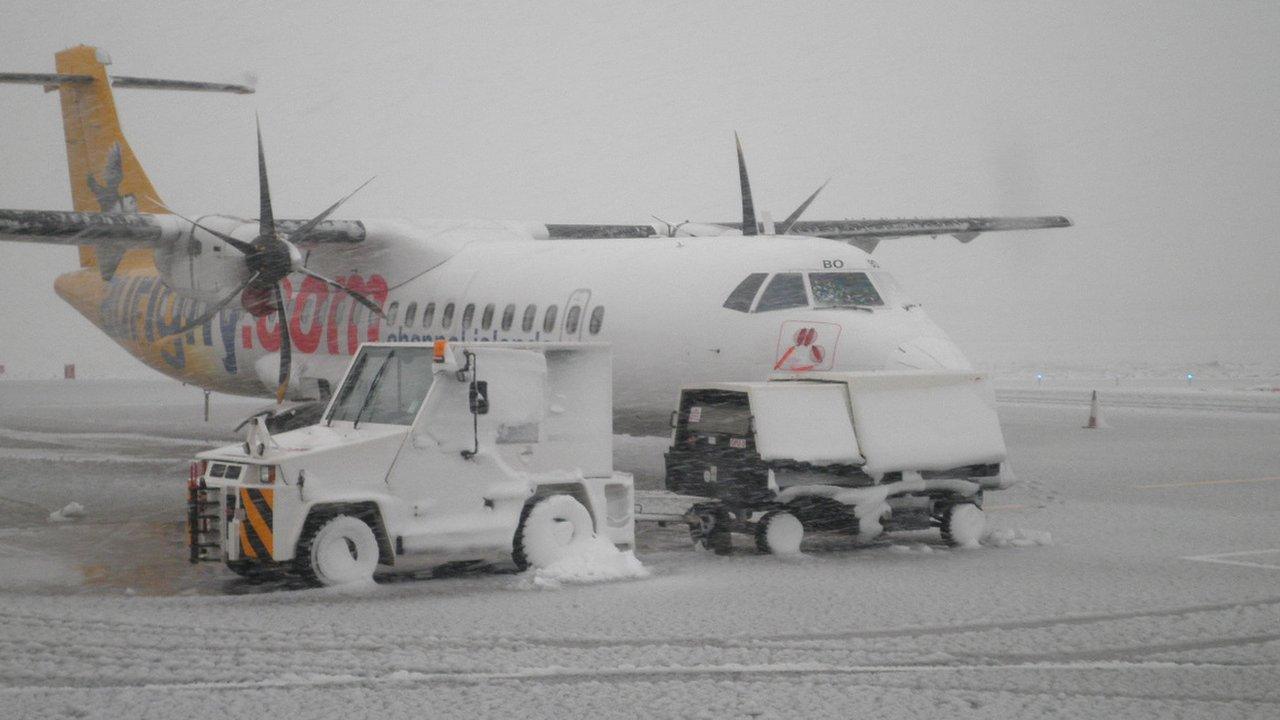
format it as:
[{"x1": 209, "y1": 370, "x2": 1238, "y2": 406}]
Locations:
[{"x1": 1083, "y1": 390, "x2": 1107, "y2": 429}]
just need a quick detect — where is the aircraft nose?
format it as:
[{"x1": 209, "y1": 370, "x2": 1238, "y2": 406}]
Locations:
[{"x1": 893, "y1": 336, "x2": 971, "y2": 370}]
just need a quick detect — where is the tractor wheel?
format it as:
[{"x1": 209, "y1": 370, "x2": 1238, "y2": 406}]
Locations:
[
  {"x1": 940, "y1": 503, "x2": 986, "y2": 548},
  {"x1": 512, "y1": 495, "x2": 596, "y2": 571},
  {"x1": 754, "y1": 511, "x2": 804, "y2": 555},
  {"x1": 688, "y1": 505, "x2": 733, "y2": 556},
  {"x1": 294, "y1": 514, "x2": 380, "y2": 586}
]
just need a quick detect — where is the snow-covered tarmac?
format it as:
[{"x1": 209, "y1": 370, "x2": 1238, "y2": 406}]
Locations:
[{"x1": 2, "y1": 379, "x2": 1279, "y2": 719}]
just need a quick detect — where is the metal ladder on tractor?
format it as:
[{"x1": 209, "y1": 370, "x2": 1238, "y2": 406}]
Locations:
[{"x1": 186, "y1": 463, "x2": 222, "y2": 564}]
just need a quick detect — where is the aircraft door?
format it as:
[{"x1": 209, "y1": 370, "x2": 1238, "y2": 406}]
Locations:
[{"x1": 560, "y1": 288, "x2": 591, "y2": 341}]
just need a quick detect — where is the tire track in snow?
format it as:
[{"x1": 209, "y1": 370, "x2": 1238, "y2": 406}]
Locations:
[
  {"x1": 3, "y1": 659, "x2": 1279, "y2": 709},
  {"x1": 957, "y1": 632, "x2": 1280, "y2": 664},
  {"x1": 3, "y1": 597, "x2": 1279, "y2": 699},
  {"x1": 3, "y1": 595, "x2": 1280, "y2": 654}
]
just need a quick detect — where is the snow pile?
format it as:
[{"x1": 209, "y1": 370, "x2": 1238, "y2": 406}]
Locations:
[
  {"x1": 47, "y1": 502, "x2": 85, "y2": 522},
  {"x1": 517, "y1": 535, "x2": 650, "y2": 589},
  {"x1": 887, "y1": 543, "x2": 936, "y2": 554},
  {"x1": 983, "y1": 527, "x2": 1054, "y2": 548}
]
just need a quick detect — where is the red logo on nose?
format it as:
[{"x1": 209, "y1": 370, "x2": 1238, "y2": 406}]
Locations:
[{"x1": 776, "y1": 324, "x2": 835, "y2": 371}]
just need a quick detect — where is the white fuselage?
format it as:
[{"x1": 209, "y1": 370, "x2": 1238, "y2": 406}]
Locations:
[{"x1": 88, "y1": 220, "x2": 970, "y2": 435}]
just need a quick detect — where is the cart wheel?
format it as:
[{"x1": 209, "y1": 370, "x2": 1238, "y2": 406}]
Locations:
[
  {"x1": 512, "y1": 494, "x2": 596, "y2": 571},
  {"x1": 940, "y1": 503, "x2": 986, "y2": 548},
  {"x1": 688, "y1": 505, "x2": 733, "y2": 556},
  {"x1": 755, "y1": 511, "x2": 804, "y2": 555},
  {"x1": 295, "y1": 514, "x2": 380, "y2": 586}
]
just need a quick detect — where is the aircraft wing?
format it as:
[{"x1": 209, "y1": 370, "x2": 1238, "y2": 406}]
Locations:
[
  {"x1": 541, "y1": 214, "x2": 1072, "y2": 253},
  {"x1": 778, "y1": 215, "x2": 1072, "y2": 240},
  {"x1": 0, "y1": 209, "x2": 367, "y2": 246},
  {"x1": 778, "y1": 215, "x2": 1072, "y2": 252},
  {"x1": 3, "y1": 208, "x2": 1070, "y2": 254}
]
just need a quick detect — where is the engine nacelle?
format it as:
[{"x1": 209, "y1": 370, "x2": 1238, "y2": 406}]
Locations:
[{"x1": 153, "y1": 215, "x2": 255, "y2": 305}]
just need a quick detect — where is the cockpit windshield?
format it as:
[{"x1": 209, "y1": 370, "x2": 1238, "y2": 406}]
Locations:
[
  {"x1": 721, "y1": 270, "x2": 890, "y2": 313},
  {"x1": 809, "y1": 272, "x2": 884, "y2": 308},
  {"x1": 327, "y1": 346, "x2": 434, "y2": 426},
  {"x1": 754, "y1": 273, "x2": 808, "y2": 312}
]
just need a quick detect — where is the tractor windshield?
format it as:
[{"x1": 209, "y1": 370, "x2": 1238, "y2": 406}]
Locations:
[{"x1": 327, "y1": 346, "x2": 434, "y2": 426}]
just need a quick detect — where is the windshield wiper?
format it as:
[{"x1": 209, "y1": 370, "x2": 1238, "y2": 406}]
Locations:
[
  {"x1": 353, "y1": 350, "x2": 395, "y2": 429},
  {"x1": 812, "y1": 303, "x2": 875, "y2": 313}
]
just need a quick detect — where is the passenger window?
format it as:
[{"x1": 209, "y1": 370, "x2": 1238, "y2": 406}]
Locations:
[
  {"x1": 565, "y1": 305, "x2": 581, "y2": 334},
  {"x1": 522, "y1": 304, "x2": 537, "y2": 332},
  {"x1": 386, "y1": 301, "x2": 400, "y2": 325},
  {"x1": 481, "y1": 303, "x2": 495, "y2": 330},
  {"x1": 722, "y1": 272, "x2": 768, "y2": 312},
  {"x1": 404, "y1": 302, "x2": 418, "y2": 326},
  {"x1": 543, "y1": 305, "x2": 558, "y2": 333},
  {"x1": 588, "y1": 305, "x2": 604, "y2": 334},
  {"x1": 441, "y1": 302, "x2": 455, "y2": 328},
  {"x1": 422, "y1": 302, "x2": 435, "y2": 328},
  {"x1": 809, "y1": 272, "x2": 884, "y2": 308},
  {"x1": 461, "y1": 303, "x2": 476, "y2": 330},
  {"x1": 501, "y1": 303, "x2": 516, "y2": 331},
  {"x1": 754, "y1": 273, "x2": 807, "y2": 312}
]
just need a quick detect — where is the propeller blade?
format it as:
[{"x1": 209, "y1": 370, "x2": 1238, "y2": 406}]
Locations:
[
  {"x1": 256, "y1": 115, "x2": 275, "y2": 241},
  {"x1": 145, "y1": 196, "x2": 257, "y2": 255},
  {"x1": 734, "y1": 132, "x2": 757, "y2": 236},
  {"x1": 273, "y1": 282, "x2": 290, "y2": 403},
  {"x1": 161, "y1": 271, "x2": 261, "y2": 338},
  {"x1": 286, "y1": 177, "x2": 375, "y2": 244},
  {"x1": 649, "y1": 214, "x2": 675, "y2": 237},
  {"x1": 298, "y1": 267, "x2": 386, "y2": 318},
  {"x1": 777, "y1": 179, "x2": 830, "y2": 235}
]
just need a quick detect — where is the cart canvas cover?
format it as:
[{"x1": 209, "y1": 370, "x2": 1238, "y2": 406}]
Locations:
[{"x1": 758, "y1": 372, "x2": 1007, "y2": 479}]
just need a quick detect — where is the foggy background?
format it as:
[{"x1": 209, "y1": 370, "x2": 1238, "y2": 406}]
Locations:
[{"x1": 2, "y1": 0, "x2": 1278, "y2": 380}]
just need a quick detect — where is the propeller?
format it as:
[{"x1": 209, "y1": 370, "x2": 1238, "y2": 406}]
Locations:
[
  {"x1": 163, "y1": 118, "x2": 382, "y2": 403},
  {"x1": 777, "y1": 179, "x2": 829, "y2": 235},
  {"x1": 733, "y1": 132, "x2": 828, "y2": 237},
  {"x1": 734, "y1": 132, "x2": 757, "y2": 236},
  {"x1": 650, "y1": 214, "x2": 692, "y2": 238}
]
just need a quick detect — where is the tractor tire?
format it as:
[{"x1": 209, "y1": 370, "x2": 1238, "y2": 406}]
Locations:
[
  {"x1": 754, "y1": 511, "x2": 804, "y2": 555},
  {"x1": 940, "y1": 503, "x2": 986, "y2": 548},
  {"x1": 294, "y1": 514, "x2": 380, "y2": 586},
  {"x1": 512, "y1": 495, "x2": 596, "y2": 571},
  {"x1": 688, "y1": 505, "x2": 734, "y2": 556}
]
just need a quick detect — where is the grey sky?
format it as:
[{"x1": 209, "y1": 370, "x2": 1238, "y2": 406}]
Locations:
[{"x1": 2, "y1": 0, "x2": 1278, "y2": 379}]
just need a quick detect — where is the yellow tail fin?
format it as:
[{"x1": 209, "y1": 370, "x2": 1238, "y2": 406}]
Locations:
[{"x1": 54, "y1": 45, "x2": 164, "y2": 276}]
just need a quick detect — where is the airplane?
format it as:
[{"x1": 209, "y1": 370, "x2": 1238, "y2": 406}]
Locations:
[{"x1": 0, "y1": 46, "x2": 1070, "y2": 435}]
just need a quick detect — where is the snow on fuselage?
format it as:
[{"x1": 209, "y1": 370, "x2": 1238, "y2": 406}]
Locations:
[{"x1": 55, "y1": 223, "x2": 968, "y2": 434}]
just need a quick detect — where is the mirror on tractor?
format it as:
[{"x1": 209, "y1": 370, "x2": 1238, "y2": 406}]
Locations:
[{"x1": 469, "y1": 380, "x2": 489, "y2": 415}]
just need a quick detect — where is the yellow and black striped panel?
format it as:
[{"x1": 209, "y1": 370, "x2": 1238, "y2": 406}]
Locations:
[{"x1": 238, "y1": 488, "x2": 274, "y2": 559}]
